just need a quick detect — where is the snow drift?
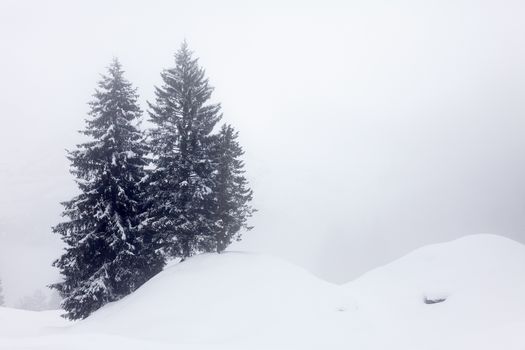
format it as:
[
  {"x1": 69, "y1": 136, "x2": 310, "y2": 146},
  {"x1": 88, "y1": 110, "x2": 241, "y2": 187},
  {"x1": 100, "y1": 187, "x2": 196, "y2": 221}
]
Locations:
[
  {"x1": 75, "y1": 252, "x2": 347, "y2": 345},
  {"x1": 1, "y1": 234, "x2": 524, "y2": 349},
  {"x1": 345, "y1": 234, "x2": 525, "y2": 349}
]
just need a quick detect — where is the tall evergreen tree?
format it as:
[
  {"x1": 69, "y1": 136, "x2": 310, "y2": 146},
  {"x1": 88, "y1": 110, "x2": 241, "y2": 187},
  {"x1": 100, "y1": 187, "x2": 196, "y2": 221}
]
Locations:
[
  {"x1": 147, "y1": 42, "x2": 221, "y2": 259},
  {"x1": 51, "y1": 59, "x2": 164, "y2": 320},
  {"x1": 211, "y1": 124, "x2": 255, "y2": 253}
]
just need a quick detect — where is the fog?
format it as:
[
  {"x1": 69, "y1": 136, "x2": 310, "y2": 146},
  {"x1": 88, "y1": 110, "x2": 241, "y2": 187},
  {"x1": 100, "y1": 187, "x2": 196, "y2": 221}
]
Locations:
[{"x1": 1, "y1": 0, "x2": 525, "y2": 304}]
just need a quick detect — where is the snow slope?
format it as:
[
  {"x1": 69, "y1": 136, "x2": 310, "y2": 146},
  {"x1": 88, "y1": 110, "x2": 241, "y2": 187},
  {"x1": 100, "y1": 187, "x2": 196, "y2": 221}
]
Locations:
[
  {"x1": 1, "y1": 234, "x2": 524, "y2": 349},
  {"x1": 345, "y1": 234, "x2": 525, "y2": 349}
]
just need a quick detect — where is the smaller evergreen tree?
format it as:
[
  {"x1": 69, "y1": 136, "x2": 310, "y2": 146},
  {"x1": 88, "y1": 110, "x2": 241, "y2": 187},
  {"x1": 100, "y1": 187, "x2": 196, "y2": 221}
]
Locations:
[
  {"x1": 211, "y1": 124, "x2": 255, "y2": 253},
  {"x1": 51, "y1": 59, "x2": 164, "y2": 319}
]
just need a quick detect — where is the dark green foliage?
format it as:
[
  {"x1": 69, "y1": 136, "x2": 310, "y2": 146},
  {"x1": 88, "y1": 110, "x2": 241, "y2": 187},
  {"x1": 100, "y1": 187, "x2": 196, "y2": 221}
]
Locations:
[
  {"x1": 211, "y1": 124, "x2": 255, "y2": 253},
  {"x1": 147, "y1": 42, "x2": 222, "y2": 259},
  {"x1": 51, "y1": 59, "x2": 165, "y2": 320}
]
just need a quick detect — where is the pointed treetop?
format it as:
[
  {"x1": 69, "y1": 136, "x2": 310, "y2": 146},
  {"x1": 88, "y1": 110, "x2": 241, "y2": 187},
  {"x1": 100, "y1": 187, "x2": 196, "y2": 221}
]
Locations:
[
  {"x1": 109, "y1": 57, "x2": 123, "y2": 73},
  {"x1": 179, "y1": 40, "x2": 190, "y2": 56},
  {"x1": 175, "y1": 42, "x2": 190, "y2": 64}
]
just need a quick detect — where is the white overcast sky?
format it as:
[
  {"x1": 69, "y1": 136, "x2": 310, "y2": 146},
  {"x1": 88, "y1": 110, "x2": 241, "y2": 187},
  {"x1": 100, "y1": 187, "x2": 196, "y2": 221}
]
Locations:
[{"x1": 1, "y1": 0, "x2": 525, "y2": 304}]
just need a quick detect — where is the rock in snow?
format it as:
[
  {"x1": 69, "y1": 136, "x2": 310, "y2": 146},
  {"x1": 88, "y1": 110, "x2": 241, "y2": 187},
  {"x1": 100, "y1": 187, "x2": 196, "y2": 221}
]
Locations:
[{"x1": 1, "y1": 234, "x2": 524, "y2": 349}]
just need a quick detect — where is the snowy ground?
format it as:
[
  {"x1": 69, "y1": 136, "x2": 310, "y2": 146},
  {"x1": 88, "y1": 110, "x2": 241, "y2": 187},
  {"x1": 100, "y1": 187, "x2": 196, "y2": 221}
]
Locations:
[{"x1": 1, "y1": 234, "x2": 524, "y2": 349}]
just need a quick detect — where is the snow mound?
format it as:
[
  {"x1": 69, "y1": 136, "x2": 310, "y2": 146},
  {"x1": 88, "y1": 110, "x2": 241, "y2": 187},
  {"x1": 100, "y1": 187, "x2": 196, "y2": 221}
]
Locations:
[
  {"x1": 74, "y1": 252, "x2": 349, "y2": 345},
  {"x1": 349, "y1": 234, "x2": 525, "y2": 303},
  {"x1": 1, "y1": 234, "x2": 524, "y2": 349},
  {"x1": 346, "y1": 234, "x2": 525, "y2": 349}
]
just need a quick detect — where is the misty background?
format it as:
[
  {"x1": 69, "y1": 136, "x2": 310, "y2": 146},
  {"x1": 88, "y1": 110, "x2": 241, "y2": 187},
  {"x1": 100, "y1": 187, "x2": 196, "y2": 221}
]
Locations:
[{"x1": 1, "y1": 0, "x2": 525, "y2": 305}]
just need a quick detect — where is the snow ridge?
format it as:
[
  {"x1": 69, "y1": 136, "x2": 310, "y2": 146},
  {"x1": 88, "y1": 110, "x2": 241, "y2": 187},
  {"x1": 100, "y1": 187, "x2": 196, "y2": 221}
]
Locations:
[{"x1": 1, "y1": 234, "x2": 524, "y2": 349}]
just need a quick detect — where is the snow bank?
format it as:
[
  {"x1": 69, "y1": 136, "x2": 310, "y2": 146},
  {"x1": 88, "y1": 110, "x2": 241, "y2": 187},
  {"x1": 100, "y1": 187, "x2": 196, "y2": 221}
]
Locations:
[
  {"x1": 1, "y1": 234, "x2": 524, "y2": 349},
  {"x1": 74, "y1": 252, "x2": 348, "y2": 346},
  {"x1": 345, "y1": 234, "x2": 525, "y2": 349}
]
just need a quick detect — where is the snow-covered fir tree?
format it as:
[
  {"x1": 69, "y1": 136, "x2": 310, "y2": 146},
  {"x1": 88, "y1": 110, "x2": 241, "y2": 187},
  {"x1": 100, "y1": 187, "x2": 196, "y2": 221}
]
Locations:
[
  {"x1": 51, "y1": 59, "x2": 165, "y2": 320},
  {"x1": 211, "y1": 124, "x2": 255, "y2": 253},
  {"x1": 147, "y1": 42, "x2": 222, "y2": 259},
  {"x1": 0, "y1": 278, "x2": 5, "y2": 306}
]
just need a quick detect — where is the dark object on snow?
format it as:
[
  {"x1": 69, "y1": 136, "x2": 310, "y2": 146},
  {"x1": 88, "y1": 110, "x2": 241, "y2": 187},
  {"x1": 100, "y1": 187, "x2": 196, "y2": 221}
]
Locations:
[{"x1": 423, "y1": 296, "x2": 447, "y2": 304}]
